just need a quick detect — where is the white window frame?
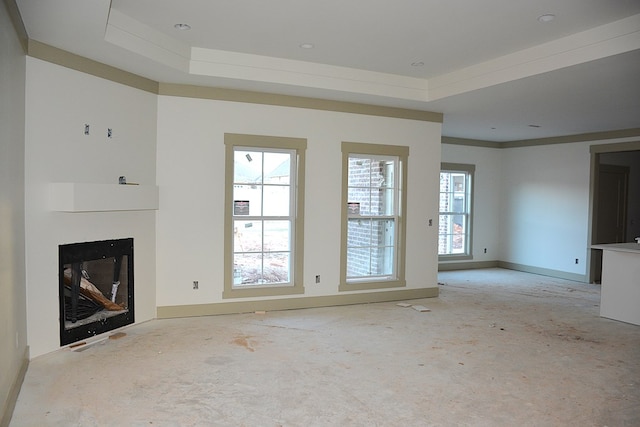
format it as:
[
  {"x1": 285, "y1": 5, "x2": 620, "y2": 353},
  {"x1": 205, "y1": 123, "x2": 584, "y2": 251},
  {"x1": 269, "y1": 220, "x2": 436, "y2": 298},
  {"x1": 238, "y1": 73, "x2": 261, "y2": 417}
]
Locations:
[
  {"x1": 223, "y1": 133, "x2": 306, "y2": 298},
  {"x1": 340, "y1": 142, "x2": 408, "y2": 291},
  {"x1": 438, "y1": 163, "x2": 474, "y2": 260}
]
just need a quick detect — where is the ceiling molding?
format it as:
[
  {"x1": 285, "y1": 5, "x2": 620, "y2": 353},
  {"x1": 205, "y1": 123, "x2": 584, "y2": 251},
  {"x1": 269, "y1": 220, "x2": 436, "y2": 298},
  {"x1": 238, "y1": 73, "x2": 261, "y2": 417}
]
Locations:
[
  {"x1": 440, "y1": 137, "x2": 501, "y2": 149},
  {"x1": 159, "y1": 83, "x2": 443, "y2": 123},
  {"x1": 443, "y1": 128, "x2": 640, "y2": 149},
  {"x1": 106, "y1": 7, "x2": 429, "y2": 102},
  {"x1": 27, "y1": 40, "x2": 159, "y2": 93},
  {"x1": 23, "y1": 36, "x2": 442, "y2": 123},
  {"x1": 503, "y1": 128, "x2": 640, "y2": 148},
  {"x1": 428, "y1": 14, "x2": 640, "y2": 101},
  {"x1": 590, "y1": 140, "x2": 640, "y2": 154},
  {"x1": 4, "y1": 0, "x2": 27, "y2": 52}
]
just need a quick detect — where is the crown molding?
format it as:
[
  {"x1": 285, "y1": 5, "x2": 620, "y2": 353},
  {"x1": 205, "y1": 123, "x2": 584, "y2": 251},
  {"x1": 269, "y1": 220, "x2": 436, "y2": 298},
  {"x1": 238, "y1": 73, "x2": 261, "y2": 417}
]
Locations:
[
  {"x1": 4, "y1": 0, "x2": 27, "y2": 52},
  {"x1": 443, "y1": 128, "x2": 640, "y2": 149},
  {"x1": 159, "y1": 83, "x2": 442, "y2": 122},
  {"x1": 440, "y1": 136, "x2": 501, "y2": 148},
  {"x1": 504, "y1": 128, "x2": 640, "y2": 148},
  {"x1": 23, "y1": 39, "x2": 442, "y2": 123}
]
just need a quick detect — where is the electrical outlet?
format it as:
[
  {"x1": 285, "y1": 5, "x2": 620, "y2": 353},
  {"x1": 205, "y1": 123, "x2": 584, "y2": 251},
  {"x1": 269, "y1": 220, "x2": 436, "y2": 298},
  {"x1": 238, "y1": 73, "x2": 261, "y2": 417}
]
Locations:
[
  {"x1": 575, "y1": 259, "x2": 579, "y2": 264},
  {"x1": 84, "y1": 124, "x2": 90, "y2": 135},
  {"x1": 315, "y1": 275, "x2": 320, "y2": 284},
  {"x1": 193, "y1": 280, "x2": 199, "y2": 289},
  {"x1": 484, "y1": 248, "x2": 487, "y2": 254},
  {"x1": 428, "y1": 219, "x2": 433, "y2": 226}
]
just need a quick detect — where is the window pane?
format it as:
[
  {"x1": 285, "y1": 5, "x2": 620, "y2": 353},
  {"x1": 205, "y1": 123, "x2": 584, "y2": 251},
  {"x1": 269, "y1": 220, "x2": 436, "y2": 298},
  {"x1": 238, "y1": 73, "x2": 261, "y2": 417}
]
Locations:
[
  {"x1": 372, "y1": 160, "x2": 394, "y2": 188},
  {"x1": 233, "y1": 185, "x2": 262, "y2": 216},
  {"x1": 264, "y1": 152, "x2": 290, "y2": 185},
  {"x1": 263, "y1": 185, "x2": 290, "y2": 216},
  {"x1": 438, "y1": 214, "x2": 467, "y2": 255},
  {"x1": 348, "y1": 157, "x2": 371, "y2": 187},
  {"x1": 372, "y1": 219, "x2": 394, "y2": 246},
  {"x1": 450, "y1": 194, "x2": 466, "y2": 214},
  {"x1": 439, "y1": 172, "x2": 449, "y2": 192},
  {"x1": 264, "y1": 220, "x2": 290, "y2": 252},
  {"x1": 347, "y1": 247, "x2": 370, "y2": 277},
  {"x1": 233, "y1": 253, "x2": 263, "y2": 286},
  {"x1": 263, "y1": 253, "x2": 290, "y2": 284},
  {"x1": 372, "y1": 219, "x2": 394, "y2": 275},
  {"x1": 347, "y1": 219, "x2": 371, "y2": 247},
  {"x1": 452, "y1": 174, "x2": 466, "y2": 192},
  {"x1": 234, "y1": 151, "x2": 263, "y2": 183},
  {"x1": 234, "y1": 220, "x2": 262, "y2": 253},
  {"x1": 370, "y1": 245, "x2": 394, "y2": 276},
  {"x1": 375, "y1": 188, "x2": 395, "y2": 216},
  {"x1": 348, "y1": 187, "x2": 370, "y2": 215}
]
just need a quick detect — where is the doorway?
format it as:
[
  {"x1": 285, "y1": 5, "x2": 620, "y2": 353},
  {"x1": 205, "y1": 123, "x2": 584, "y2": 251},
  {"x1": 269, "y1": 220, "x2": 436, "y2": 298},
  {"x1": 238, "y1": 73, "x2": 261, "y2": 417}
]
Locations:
[{"x1": 588, "y1": 142, "x2": 640, "y2": 283}]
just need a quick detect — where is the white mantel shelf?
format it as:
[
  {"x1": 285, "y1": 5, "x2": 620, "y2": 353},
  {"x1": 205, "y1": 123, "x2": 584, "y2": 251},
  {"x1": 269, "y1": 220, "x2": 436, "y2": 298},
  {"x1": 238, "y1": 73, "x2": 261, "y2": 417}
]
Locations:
[{"x1": 50, "y1": 183, "x2": 159, "y2": 212}]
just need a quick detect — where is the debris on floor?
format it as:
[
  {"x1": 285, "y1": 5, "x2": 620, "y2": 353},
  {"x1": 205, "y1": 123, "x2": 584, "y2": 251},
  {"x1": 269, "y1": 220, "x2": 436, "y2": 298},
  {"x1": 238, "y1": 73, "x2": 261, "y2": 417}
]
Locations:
[
  {"x1": 397, "y1": 302, "x2": 431, "y2": 312},
  {"x1": 109, "y1": 332, "x2": 127, "y2": 340},
  {"x1": 68, "y1": 341, "x2": 86, "y2": 349}
]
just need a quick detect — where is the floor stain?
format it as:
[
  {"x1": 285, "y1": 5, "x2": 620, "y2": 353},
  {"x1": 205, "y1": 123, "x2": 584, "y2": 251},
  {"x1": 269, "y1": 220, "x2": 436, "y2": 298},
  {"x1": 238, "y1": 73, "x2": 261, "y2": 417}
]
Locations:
[{"x1": 232, "y1": 335, "x2": 256, "y2": 352}]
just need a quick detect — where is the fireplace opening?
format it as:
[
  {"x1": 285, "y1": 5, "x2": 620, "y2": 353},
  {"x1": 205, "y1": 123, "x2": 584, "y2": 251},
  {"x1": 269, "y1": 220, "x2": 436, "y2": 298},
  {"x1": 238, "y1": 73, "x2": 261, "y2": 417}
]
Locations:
[{"x1": 59, "y1": 238, "x2": 134, "y2": 346}]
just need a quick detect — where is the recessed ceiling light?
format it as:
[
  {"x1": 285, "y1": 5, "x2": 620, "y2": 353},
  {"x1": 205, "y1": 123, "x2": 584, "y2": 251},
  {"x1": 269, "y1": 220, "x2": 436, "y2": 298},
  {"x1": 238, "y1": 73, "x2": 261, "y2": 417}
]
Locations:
[
  {"x1": 537, "y1": 14, "x2": 555, "y2": 23},
  {"x1": 411, "y1": 61, "x2": 424, "y2": 67},
  {"x1": 174, "y1": 23, "x2": 191, "y2": 30},
  {"x1": 299, "y1": 43, "x2": 314, "y2": 49}
]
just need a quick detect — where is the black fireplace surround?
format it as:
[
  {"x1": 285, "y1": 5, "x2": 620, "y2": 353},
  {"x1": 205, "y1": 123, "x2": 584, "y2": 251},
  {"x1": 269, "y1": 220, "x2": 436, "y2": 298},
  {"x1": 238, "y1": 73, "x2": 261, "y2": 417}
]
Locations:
[{"x1": 59, "y1": 238, "x2": 134, "y2": 346}]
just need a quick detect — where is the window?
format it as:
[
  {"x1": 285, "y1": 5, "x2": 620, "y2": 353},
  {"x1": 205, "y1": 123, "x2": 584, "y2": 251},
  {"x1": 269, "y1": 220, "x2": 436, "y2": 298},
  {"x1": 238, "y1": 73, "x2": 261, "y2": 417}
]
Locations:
[
  {"x1": 224, "y1": 134, "x2": 306, "y2": 298},
  {"x1": 439, "y1": 163, "x2": 474, "y2": 260},
  {"x1": 340, "y1": 142, "x2": 408, "y2": 291}
]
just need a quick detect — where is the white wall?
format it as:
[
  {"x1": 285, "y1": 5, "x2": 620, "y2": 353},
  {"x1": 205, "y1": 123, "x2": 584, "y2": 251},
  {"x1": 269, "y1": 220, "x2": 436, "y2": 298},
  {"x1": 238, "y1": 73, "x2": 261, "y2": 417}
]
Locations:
[
  {"x1": 24, "y1": 58, "x2": 158, "y2": 358},
  {"x1": 499, "y1": 142, "x2": 591, "y2": 275},
  {"x1": 498, "y1": 138, "x2": 640, "y2": 279},
  {"x1": 156, "y1": 96, "x2": 442, "y2": 307},
  {"x1": 440, "y1": 144, "x2": 502, "y2": 263},
  {"x1": 442, "y1": 137, "x2": 640, "y2": 280},
  {"x1": 0, "y1": 1, "x2": 27, "y2": 421}
]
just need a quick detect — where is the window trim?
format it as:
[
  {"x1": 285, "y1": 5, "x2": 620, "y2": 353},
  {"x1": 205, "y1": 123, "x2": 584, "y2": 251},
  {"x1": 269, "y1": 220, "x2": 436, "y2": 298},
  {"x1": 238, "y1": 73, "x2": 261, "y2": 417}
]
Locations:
[
  {"x1": 223, "y1": 133, "x2": 306, "y2": 298},
  {"x1": 438, "y1": 162, "x2": 475, "y2": 261},
  {"x1": 339, "y1": 142, "x2": 408, "y2": 291}
]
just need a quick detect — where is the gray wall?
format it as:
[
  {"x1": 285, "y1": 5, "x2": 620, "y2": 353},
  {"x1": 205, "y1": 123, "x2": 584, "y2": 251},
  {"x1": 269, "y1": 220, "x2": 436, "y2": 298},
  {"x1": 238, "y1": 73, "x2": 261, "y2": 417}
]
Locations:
[
  {"x1": 0, "y1": 1, "x2": 28, "y2": 425},
  {"x1": 599, "y1": 150, "x2": 640, "y2": 242}
]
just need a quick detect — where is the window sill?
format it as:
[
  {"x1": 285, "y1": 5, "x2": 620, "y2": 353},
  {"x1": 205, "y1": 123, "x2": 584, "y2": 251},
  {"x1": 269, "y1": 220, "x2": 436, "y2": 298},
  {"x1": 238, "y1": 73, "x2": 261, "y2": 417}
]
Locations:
[
  {"x1": 339, "y1": 279, "x2": 405, "y2": 292},
  {"x1": 439, "y1": 254, "x2": 473, "y2": 261},
  {"x1": 223, "y1": 284, "x2": 305, "y2": 299}
]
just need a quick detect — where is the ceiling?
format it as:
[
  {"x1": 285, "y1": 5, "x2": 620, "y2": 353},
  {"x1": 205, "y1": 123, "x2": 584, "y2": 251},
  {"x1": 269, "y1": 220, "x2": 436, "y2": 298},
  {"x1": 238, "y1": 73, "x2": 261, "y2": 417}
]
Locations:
[{"x1": 15, "y1": 0, "x2": 640, "y2": 142}]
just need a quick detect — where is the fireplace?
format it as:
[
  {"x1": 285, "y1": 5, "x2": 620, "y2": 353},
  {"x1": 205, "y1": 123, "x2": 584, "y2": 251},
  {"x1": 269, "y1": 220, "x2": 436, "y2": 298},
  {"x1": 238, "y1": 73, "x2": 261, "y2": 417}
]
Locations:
[{"x1": 58, "y1": 238, "x2": 134, "y2": 346}]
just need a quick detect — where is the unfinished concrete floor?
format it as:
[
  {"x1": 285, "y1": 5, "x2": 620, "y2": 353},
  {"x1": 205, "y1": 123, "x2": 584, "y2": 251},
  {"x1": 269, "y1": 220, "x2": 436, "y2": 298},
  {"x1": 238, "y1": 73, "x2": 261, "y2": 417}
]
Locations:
[{"x1": 10, "y1": 268, "x2": 640, "y2": 426}]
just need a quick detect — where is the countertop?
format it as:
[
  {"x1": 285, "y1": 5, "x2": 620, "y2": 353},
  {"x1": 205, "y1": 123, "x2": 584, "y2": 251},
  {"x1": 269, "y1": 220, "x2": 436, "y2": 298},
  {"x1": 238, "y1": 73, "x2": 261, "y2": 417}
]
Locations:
[{"x1": 591, "y1": 242, "x2": 640, "y2": 254}]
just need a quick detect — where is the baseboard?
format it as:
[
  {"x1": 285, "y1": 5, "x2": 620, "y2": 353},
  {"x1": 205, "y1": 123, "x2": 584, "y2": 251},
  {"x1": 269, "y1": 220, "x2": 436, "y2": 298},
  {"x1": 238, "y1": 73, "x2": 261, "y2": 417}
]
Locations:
[
  {"x1": 438, "y1": 260, "x2": 588, "y2": 283},
  {"x1": 438, "y1": 260, "x2": 499, "y2": 271},
  {"x1": 497, "y1": 261, "x2": 588, "y2": 283},
  {"x1": 157, "y1": 287, "x2": 438, "y2": 319},
  {"x1": 0, "y1": 347, "x2": 29, "y2": 427}
]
